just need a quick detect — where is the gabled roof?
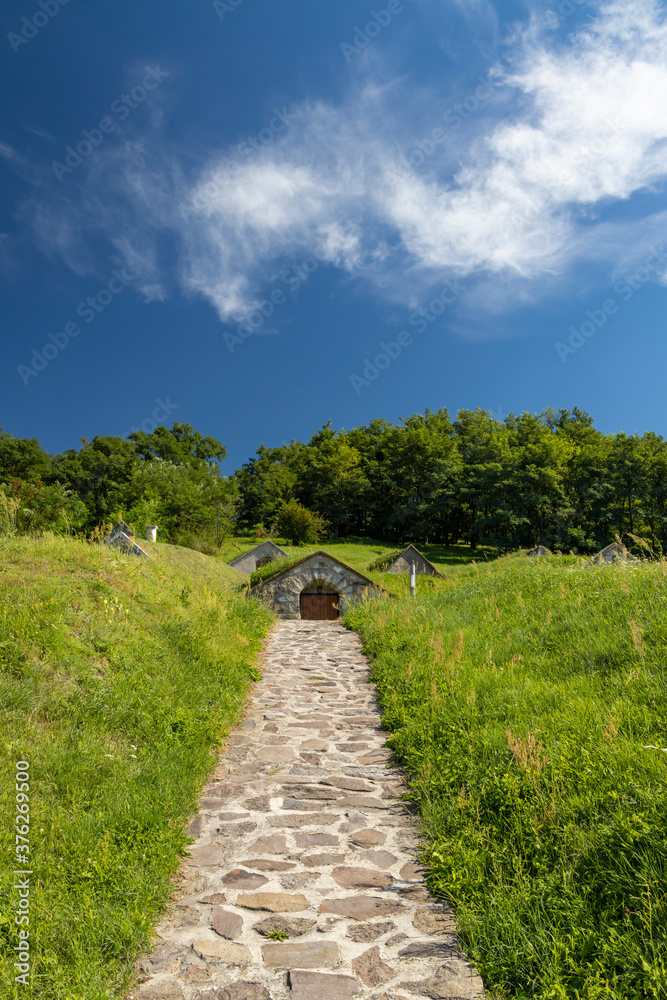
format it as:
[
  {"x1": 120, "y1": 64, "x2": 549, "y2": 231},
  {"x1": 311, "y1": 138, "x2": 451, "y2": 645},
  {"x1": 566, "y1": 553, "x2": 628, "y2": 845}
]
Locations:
[
  {"x1": 526, "y1": 545, "x2": 551, "y2": 557},
  {"x1": 598, "y1": 542, "x2": 626, "y2": 557},
  {"x1": 250, "y1": 549, "x2": 376, "y2": 590},
  {"x1": 388, "y1": 544, "x2": 444, "y2": 577},
  {"x1": 229, "y1": 539, "x2": 287, "y2": 568},
  {"x1": 587, "y1": 541, "x2": 638, "y2": 566},
  {"x1": 107, "y1": 520, "x2": 133, "y2": 540},
  {"x1": 104, "y1": 529, "x2": 150, "y2": 558}
]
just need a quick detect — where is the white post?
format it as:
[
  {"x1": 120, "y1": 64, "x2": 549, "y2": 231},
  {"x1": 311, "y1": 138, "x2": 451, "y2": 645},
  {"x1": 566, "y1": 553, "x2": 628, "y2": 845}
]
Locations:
[
  {"x1": 410, "y1": 561, "x2": 416, "y2": 597},
  {"x1": 146, "y1": 525, "x2": 158, "y2": 543}
]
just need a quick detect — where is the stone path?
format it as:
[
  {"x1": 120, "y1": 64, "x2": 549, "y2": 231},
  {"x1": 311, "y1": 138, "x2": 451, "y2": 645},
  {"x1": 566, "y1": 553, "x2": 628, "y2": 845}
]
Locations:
[{"x1": 131, "y1": 621, "x2": 485, "y2": 1000}]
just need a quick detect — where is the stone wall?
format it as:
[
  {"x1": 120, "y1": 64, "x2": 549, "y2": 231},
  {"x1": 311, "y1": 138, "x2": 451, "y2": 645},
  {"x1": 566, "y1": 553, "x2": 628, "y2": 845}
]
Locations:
[
  {"x1": 388, "y1": 547, "x2": 440, "y2": 576},
  {"x1": 252, "y1": 554, "x2": 377, "y2": 619},
  {"x1": 230, "y1": 540, "x2": 286, "y2": 575}
]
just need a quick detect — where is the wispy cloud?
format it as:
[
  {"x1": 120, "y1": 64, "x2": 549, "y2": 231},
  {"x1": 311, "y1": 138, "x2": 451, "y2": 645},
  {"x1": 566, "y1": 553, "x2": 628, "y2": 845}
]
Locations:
[{"x1": 18, "y1": 0, "x2": 667, "y2": 329}]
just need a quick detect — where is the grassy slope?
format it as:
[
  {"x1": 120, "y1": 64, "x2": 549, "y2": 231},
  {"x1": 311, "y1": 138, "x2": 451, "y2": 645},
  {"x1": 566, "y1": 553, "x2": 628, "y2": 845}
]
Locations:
[
  {"x1": 345, "y1": 555, "x2": 667, "y2": 1000},
  {"x1": 0, "y1": 535, "x2": 273, "y2": 1000}
]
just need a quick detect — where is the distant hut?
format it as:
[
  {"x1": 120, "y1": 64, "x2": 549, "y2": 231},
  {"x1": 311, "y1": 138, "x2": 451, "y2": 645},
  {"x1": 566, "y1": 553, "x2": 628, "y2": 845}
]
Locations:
[
  {"x1": 385, "y1": 544, "x2": 443, "y2": 578},
  {"x1": 587, "y1": 542, "x2": 638, "y2": 567},
  {"x1": 104, "y1": 522, "x2": 150, "y2": 558},
  {"x1": 526, "y1": 545, "x2": 551, "y2": 557},
  {"x1": 250, "y1": 550, "x2": 379, "y2": 620},
  {"x1": 229, "y1": 540, "x2": 287, "y2": 575}
]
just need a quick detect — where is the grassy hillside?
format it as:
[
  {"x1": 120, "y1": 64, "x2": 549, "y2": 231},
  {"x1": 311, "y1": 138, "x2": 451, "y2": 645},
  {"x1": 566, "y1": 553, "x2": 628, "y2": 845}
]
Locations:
[
  {"x1": 345, "y1": 554, "x2": 667, "y2": 1000},
  {"x1": 0, "y1": 535, "x2": 273, "y2": 1000}
]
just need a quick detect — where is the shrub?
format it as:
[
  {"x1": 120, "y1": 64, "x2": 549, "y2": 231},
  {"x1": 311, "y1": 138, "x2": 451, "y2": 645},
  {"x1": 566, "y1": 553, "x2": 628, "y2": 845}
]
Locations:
[{"x1": 272, "y1": 500, "x2": 329, "y2": 545}]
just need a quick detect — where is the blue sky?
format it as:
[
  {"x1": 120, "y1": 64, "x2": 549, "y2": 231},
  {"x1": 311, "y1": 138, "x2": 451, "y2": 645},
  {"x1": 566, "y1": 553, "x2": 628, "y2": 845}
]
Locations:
[{"x1": 2, "y1": 0, "x2": 667, "y2": 473}]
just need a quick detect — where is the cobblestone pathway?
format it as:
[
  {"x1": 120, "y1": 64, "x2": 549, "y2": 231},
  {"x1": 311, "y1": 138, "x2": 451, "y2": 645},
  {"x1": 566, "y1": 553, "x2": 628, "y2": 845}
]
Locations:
[{"x1": 132, "y1": 621, "x2": 485, "y2": 1000}]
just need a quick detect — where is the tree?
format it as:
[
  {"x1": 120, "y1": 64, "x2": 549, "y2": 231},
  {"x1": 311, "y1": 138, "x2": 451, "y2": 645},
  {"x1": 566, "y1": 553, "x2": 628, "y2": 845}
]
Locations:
[
  {"x1": 273, "y1": 500, "x2": 329, "y2": 545},
  {"x1": 0, "y1": 479, "x2": 87, "y2": 535},
  {"x1": 48, "y1": 436, "x2": 137, "y2": 529},
  {"x1": 128, "y1": 423, "x2": 226, "y2": 467},
  {"x1": 0, "y1": 429, "x2": 51, "y2": 481},
  {"x1": 125, "y1": 459, "x2": 238, "y2": 546}
]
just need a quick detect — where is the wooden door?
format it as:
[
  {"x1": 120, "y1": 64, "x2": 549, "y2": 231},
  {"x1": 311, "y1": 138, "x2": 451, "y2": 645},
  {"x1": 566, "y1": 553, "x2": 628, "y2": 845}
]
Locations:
[{"x1": 300, "y1": 593, "x2": 339, "y2": 620}]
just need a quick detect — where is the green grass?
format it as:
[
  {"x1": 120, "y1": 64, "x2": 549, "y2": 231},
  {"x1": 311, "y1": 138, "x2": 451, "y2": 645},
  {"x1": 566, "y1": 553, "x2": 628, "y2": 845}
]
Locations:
[
  {"x1": 0, "y1": 534, "x2": 273, "y2": 1000},
  {"x1": 344, "y1": 554, "x2": 667, "y2": 1000},
  {"x1": 249, "y1": 556, "x2": 298, "y2": 587}
]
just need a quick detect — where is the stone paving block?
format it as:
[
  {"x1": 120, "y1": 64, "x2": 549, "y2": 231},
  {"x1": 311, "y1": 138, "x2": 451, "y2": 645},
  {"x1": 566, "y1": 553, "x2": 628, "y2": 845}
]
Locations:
[
  {"x1": 338, "y1": 796, "x2": 386, "y2": 809},
  {"x1": 216, "y1": 821, "x2": 259, "y2": 836},
  {"x1": 241, "y1": 858, "x2": 297, "y2": 872},
  {"x1": 301, "y1": 853, "x2": 345, "y2": 867},
  {"x1": 221, "y1": 869, "x2": 270, "y2": 889},
  {"x1": 257, "y1": 746, "x2": 297, "y2": 763},
  {"x1": 346, "y1": 920, "x2": 396, "y2": 943},
  {"x1": 253, "y1": 915, "x2": 317, "y2": 937},
  {"x1": 285, "y1": 785, "x2": 340, "y2": 800},
  {"x1": 350, "y1": 945, "x2": 395, "y2": 987},
  {"x1": 262, "y1": 941, "x2": 340, "y2": 968},
  {"x1": 268, "y1": 813, "x2": 338, "y2": 828},
  {"x1": 401, "y1": 959, "x2": 486, "y2": 999},
  {"x1": 331, "y1": 866, "x2": 392, "y2": 889},
  {"x1": 246, "y1": 834, "x2": 289, "y2": 854},
  {"x1": 362, "y1": 850, "x2": 398, "y2": 869},
  {"x1": 192, "y1": 939, "x2": 251, "y2": 964},
  {"x1": 236, "y1": 892, "x2": 310, "y2": 912},
  {"x1": 211, "y1": 906, "x2": 244, "y2": 939},
  {"x1": 185, "y1": 843, "x2": 227, "y2": 866},
  {"x1": 319, "y1": 897, "x2": 404, "y2": 920},
  {"x1": 412, "y1": 905, "x2": 457, "y2": 935},
  {"x1": 398, "y1": 940, "x2": 459, "y2": 958},
  {"x1": 349, "y1": 829, "x2": 387, "y2": 847},
  {"x1": 295, "y1": 833, "x2": 339, "y2": 847},
  {"x1": 195, "y1": 983, "x2": 271, "y2": 1000},
  {"x1": 288, "y1": 970, "x2": 361, "y2": 1000},
  {"x1": 320, "y1": 777, "x2": 376, "y2": 792},
  {"x1": 135, "y1": 981, "x2": 185, "y2": 999}
]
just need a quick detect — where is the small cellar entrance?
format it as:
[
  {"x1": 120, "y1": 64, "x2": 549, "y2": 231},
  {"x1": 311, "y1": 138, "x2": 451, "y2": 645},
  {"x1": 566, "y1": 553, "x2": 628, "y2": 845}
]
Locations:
[{"x1": 300, "y1": 592, "x2": 339, "y2": 620}]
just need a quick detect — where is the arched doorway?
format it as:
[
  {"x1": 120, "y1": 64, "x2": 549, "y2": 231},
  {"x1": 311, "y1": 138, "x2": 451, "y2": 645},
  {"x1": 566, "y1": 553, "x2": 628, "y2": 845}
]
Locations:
[{"x1": 300, "y1": 581, "x2": 340, "y2": 620}]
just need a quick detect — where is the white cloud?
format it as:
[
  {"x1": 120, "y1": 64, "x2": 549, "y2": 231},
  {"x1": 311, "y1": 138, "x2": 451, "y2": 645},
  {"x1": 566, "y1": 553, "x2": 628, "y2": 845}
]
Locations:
[{"x1": 22, "y1": 0, "x2": 667, "y2": 327}]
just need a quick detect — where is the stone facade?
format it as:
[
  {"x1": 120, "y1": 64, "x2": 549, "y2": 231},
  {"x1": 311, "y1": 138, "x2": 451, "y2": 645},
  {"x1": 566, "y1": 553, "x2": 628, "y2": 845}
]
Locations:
[
  {"x1": 587, "y1": 542, "x2": 638, "y2": 567},
  {"x1": 387, "y1": 545, "x2": 442, "y2": 577},
  {"x1": 230, "y1": 540, "x2": 287, "y2": 575},
  {"x1": 104, "y1": 522, "x2": 150, "y2": 558},
  {"x1": 250, "y1": 551, "x2": 379, "y2": 619}
]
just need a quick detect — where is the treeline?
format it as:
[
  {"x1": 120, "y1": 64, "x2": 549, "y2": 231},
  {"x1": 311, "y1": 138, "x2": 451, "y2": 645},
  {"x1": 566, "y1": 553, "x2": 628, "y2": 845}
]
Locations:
[
  {"x1": 2, "y1": 407, "x2": 667, "y2": 554},
  {"x1": 235, "y1": 408, "x2": 667, "y2": 554},
  {"x1": 0, "y1": 424, "x2": 236, "y2": 553}
]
